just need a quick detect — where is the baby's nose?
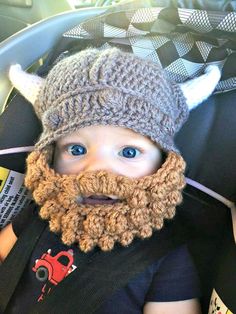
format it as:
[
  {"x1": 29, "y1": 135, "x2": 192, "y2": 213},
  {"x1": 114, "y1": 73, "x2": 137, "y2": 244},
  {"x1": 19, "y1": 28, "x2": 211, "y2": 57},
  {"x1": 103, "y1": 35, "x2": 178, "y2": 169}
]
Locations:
[{"x1": 83, "y1": 155, "x2": 114, "y2": 173}]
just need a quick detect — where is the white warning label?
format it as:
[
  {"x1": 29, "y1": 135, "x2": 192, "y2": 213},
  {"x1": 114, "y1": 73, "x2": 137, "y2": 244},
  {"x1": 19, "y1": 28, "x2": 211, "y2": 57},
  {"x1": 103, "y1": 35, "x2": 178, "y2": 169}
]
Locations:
[{"x1": 0, "y1": 166, "x2": 32, "y2": 229}]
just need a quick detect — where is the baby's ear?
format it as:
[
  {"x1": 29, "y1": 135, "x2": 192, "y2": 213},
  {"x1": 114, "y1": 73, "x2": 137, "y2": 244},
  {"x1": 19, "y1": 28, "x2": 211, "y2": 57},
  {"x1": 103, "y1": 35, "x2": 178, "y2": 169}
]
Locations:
[
  {"x1": 179, "y1": 65, "x2": 221, "y2": 111},
  {"x1": 8, "y1": 64, "x2": 45, "y2": 105}
]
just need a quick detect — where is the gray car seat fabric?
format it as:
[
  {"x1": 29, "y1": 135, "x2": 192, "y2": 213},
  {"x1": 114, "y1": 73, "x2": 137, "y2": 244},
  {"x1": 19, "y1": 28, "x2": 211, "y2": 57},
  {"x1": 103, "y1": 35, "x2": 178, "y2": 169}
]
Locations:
[
  {"x1": 177, "y1": 90, "x2": 236, "y2": 202},
  {"x1": 0, "y1": 95, "x2": 41, "y2": 172},
  {"x1": 0, "y1": 0, "x2": 74, "y2": 42}
]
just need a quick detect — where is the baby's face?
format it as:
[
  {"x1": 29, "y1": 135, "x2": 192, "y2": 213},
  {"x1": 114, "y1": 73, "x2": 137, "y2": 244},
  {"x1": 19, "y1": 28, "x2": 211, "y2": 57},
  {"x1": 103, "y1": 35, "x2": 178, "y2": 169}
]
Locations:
[{"x1": 53, "y1": 125, "x2": 162, "y2": 179}]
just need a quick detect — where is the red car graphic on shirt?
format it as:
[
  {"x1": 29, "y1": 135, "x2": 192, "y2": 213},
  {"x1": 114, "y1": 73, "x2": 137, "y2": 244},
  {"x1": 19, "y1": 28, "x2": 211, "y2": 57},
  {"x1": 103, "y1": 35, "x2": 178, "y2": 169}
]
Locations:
[{"x1": 32, "y1": 249, "x2": 76, "y2": 286}]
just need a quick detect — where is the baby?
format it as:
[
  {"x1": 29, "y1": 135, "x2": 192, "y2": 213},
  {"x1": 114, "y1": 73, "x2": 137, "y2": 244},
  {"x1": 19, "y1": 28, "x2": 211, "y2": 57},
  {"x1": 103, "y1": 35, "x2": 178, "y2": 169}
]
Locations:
[{"x1": 0, "y1": 48, "x2": 220, "y2": 313}]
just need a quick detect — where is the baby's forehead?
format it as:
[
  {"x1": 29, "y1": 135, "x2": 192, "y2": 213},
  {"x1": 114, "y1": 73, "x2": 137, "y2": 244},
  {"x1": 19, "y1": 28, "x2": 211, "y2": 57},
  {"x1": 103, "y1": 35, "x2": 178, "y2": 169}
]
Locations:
[{"x1": 56, "y1": 125, "x2": 156, "y2": 146}]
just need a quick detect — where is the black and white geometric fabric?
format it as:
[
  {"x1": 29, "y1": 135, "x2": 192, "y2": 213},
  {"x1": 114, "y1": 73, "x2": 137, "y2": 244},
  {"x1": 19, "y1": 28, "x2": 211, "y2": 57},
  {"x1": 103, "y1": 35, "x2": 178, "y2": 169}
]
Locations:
[{"x1": 62, "y1": 6, "x2": 236, "y2": 93}]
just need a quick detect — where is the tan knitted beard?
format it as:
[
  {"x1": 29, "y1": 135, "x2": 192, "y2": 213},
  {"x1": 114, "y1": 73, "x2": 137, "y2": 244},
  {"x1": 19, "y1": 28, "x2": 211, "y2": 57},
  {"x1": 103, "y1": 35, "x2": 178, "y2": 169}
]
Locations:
[{"x1": 25, "y1": 148, "x2": 186, "y2": 252}]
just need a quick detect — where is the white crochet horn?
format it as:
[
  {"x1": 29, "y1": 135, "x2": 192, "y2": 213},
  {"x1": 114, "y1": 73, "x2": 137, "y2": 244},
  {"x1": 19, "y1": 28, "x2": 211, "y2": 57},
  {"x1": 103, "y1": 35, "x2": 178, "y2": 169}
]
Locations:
[
  {"x1": 179, "y1": 65, "x2": 221, "y2": 110},
  {"x1": 8, "y1": 64, "x2": 44, "y2": 104}
]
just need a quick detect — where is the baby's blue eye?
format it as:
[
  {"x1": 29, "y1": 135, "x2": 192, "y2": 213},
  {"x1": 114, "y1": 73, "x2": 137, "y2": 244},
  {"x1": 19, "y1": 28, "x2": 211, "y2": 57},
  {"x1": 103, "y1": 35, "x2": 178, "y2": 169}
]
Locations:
[
  {"x1": 68, "y1": 144, "x2": 87, "y2": 156},
  {"x1": 120, "y1": 147, "x2": 140, "y2": 158}
]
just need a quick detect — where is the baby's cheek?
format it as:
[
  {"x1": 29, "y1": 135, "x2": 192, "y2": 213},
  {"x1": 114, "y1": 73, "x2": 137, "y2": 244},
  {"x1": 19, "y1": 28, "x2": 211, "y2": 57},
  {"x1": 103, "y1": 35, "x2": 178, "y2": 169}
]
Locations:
[
  {"x1": 139, "y1": 154, "x2": 163, "y2": 177},
  {"x1": 151, "y1": 156, "x2": 163, "y2": 173},
  {"x1": 53, "y1": 154, "x2": 72, "y2": 175},
  {"x1": 136, "y1": 163, "x2": 159, "y2": 178},
  {"x1": 53, "y1": 157, "x2": 64, "y2": 174},
  {"x1": 123, "y1": 161, "x2": 159, "y2": 179},
  {"x1": 55, "y1": 160, "x2": 84, "y2": 175},
  {"x1": 52, "y1": 147, "x2": 63, "y2": 173}
]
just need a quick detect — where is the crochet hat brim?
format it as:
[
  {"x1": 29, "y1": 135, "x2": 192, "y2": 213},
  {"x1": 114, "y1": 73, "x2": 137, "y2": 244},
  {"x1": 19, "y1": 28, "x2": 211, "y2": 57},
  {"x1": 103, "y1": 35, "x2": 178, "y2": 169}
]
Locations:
[{"x1": 34, "y1": 87, "x2": 182, "y2": 153}]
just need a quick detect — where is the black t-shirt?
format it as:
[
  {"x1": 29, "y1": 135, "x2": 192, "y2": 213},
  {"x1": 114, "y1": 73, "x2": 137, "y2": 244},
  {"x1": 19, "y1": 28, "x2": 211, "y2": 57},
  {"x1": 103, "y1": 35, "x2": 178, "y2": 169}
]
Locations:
[
  {"x1": 208, "y1": 228, "x2": 236, "y2": 314},
  {"x1": 7, "y1": 205, "x2": 200, "y2": 314}
]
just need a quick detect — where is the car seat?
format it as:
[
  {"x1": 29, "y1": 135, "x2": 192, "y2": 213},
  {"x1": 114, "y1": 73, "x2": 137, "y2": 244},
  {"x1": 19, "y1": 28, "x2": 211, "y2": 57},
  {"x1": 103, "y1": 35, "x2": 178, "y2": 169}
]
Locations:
[
  {"x1": 0, "y1": 0, "x2": 74, "y2": 43},
  {"x1": 0, "y1": 2, "x2": 235, "y2": 312}
]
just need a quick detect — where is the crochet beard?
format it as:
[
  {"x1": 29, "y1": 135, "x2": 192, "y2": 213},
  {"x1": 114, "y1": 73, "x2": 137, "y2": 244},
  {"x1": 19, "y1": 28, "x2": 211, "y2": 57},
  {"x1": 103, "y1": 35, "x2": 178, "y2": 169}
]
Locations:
[{"x1": 24, "y1": 148, "x2": 186, "y2": 253}]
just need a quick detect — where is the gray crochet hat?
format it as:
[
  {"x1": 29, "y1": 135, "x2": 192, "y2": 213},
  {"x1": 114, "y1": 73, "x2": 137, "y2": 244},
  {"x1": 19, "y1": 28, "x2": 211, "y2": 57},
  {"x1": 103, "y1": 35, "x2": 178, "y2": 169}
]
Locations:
[{"x1": 9, "y1": 48, "x2": 221, "y2": 152}]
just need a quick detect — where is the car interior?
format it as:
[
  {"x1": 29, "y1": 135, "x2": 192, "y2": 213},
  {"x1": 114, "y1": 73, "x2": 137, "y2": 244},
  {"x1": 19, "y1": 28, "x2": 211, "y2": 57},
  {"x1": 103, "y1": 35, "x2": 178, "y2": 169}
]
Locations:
[
  {"x1": 0, "y1": 0, "x2": 235, "y2": 312},
  {"x1": 0, "y1": 0, "x2": 74, "y2": 42}
]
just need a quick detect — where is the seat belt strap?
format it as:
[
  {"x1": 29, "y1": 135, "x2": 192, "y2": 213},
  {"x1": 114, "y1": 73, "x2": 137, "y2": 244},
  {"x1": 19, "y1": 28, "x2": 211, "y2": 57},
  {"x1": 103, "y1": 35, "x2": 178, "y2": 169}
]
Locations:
[
  {"x1": 0, "y1": 217, "x2": 46, "y2": 313},
  {"x1": 33, "y1": 224, "x2": 177, "y2": 314}
]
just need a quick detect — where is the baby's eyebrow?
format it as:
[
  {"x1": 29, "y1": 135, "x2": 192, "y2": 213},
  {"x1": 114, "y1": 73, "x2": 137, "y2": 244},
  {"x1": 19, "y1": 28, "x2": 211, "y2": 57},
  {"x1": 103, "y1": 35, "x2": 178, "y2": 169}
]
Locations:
[
  {"x1": 60, "y1": 141, "x2": 84, "y2": 148},
  {"x1": 58, "y1": 137, "x2": 84, "y2": 145}
]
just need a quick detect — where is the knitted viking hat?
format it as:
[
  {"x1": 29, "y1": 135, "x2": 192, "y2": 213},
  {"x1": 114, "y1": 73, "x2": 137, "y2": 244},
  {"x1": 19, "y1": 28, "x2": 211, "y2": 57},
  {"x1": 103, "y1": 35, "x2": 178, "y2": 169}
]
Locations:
[{"x1": 9, "y1": 48, "x2": 220, "y2": 152}]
